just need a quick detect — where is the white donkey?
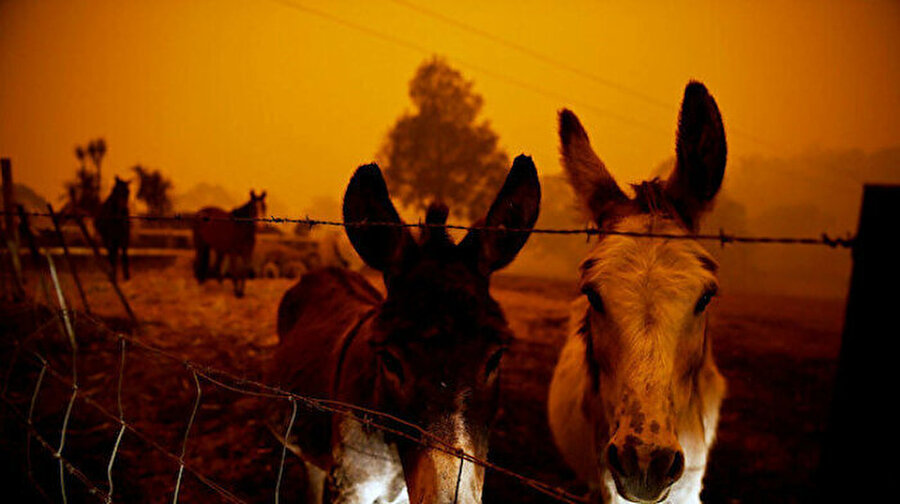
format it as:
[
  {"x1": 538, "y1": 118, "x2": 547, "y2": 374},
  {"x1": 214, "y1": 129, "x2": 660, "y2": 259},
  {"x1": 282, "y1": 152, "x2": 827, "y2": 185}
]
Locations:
[{"x1": 548, "y1": 82, "x2": 728, "y2": 504}]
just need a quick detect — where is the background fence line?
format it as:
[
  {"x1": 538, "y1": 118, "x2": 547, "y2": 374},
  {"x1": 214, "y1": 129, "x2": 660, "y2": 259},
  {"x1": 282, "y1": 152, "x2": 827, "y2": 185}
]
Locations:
[{"x1": 1, "y1": 209, "x2": 856, "y2": 248}]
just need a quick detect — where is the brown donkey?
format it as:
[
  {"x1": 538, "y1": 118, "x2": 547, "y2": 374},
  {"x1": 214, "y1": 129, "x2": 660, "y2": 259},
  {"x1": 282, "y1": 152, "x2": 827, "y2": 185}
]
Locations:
[
  {"x1": 548, "y1": 82, "x2": 727, "y2": 503},
  {"x1": 272, "y1": 155, "x2": 540, "y2": 503},
  {"x1": 192, "y1": 190, "x2": 266, "y2": 298},
  {"x1": 95, "y1": 176, "x2": 132, "y2": 281}
]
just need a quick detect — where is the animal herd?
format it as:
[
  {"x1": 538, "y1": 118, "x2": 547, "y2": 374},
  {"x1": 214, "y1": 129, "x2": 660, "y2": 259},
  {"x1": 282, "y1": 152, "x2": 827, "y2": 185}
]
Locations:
[{"x1": 98, "y1": 81, "x2": 731, "y2": 503}]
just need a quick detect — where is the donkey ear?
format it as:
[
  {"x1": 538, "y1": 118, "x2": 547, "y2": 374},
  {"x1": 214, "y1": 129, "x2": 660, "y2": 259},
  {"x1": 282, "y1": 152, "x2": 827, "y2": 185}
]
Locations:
[
  {"x1": 460, "y1": 155, "x2": 541, "y2": 274},
  {"x1": 665, "y1": 81, "x2": 727, "y2": 231},
  {"x1": 343, "y1": 164, "x2": 414, "y2": 272},
  {"x1": 558, "y1": 109, "x2": 627, "y2": 224},
  {"x1": 259, "y1": 191, "x2": 267, "y2": 200}
]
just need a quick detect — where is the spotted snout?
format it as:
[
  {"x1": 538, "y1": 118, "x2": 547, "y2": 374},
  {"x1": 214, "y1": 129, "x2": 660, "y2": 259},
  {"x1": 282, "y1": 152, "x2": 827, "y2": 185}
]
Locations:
[
  {"x1": 606, "y1": 427, "x2": 684, "y2": 502},
  {"x1": 403, "y1": 447, "x2": 483, "y2": 504}
]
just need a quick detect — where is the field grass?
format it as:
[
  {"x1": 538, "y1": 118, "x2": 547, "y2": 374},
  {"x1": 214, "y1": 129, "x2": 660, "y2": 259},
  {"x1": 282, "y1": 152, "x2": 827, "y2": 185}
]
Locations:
[{"x1": 0, "y1": 260, "x2": 843, "y2": 503}]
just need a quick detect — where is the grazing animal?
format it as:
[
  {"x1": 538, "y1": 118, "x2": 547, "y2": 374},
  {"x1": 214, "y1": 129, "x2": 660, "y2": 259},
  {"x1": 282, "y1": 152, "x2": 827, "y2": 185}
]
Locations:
[
  {"x1": 95, "y1": 176, "x2": 132, "y2": 281},
  {"x1": 192, "y1": 190, "x2": 267, "y2": 298},
  {"x1": 271, "y1": 155, "x2": 540, "y2": 504},
  {"x1": 547, "y1": 82, "x2": 728, "y2": 504}
]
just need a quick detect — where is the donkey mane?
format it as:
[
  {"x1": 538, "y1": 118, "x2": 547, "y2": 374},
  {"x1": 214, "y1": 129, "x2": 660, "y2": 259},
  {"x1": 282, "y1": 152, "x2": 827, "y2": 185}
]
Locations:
[
  {"x1": 630, "y1": 179, "x2": 676, "y2": 218},
  {"x1": 230, "y1": 200, "x2": 256, "y2": 218},
  {"x1": 591, "y1": 178, "x2": 690, "y2": 233}
]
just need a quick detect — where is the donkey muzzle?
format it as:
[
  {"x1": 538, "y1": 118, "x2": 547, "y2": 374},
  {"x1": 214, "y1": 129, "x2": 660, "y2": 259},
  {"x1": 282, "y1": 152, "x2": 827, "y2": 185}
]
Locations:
[
  {"x1": 403, "y1": 447, "x2": 483, "y2": 504},
  {"x1": 606, "y1": 441, "x2": 685, "y2": 503}
]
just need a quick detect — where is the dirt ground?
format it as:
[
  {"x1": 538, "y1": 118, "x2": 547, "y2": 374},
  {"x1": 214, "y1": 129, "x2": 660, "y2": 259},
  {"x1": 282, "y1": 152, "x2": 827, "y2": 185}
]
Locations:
[{"x1": 0, "y1": 259, "x2": 844, "y2": 503}]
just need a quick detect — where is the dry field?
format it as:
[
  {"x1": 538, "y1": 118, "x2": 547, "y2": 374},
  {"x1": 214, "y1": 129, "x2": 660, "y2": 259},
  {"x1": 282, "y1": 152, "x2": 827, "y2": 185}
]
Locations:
[{"x1": 0, "y1": 259, "x2": 843, "y2": 503}]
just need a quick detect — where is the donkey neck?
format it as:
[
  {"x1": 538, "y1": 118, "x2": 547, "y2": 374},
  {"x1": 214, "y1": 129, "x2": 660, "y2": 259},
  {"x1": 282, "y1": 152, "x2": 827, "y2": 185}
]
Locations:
[{"x1": 230, "y1": 201, "x2": 256, "y2": 219}]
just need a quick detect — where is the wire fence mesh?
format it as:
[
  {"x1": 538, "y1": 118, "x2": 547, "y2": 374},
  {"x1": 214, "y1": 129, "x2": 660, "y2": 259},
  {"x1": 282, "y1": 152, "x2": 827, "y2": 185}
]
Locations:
[
  {"x1": 0, "y1": 203, "x2": 856, "y2": 504},
  {"x1": 1, "y1": 217, "x2": 592, "y2": 503}
]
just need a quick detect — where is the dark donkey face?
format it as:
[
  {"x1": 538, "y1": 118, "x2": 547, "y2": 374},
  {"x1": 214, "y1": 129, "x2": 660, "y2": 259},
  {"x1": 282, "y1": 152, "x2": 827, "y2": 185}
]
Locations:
[
  {"x1": 249, "y1": 190, "x2": 267, "y2": 219},
  {"x1": 343, "y1": 155, "x2": 540, "y2": 504},
  {"x1": 112, "y1": 176, "x2": 130, "y2": 204}
]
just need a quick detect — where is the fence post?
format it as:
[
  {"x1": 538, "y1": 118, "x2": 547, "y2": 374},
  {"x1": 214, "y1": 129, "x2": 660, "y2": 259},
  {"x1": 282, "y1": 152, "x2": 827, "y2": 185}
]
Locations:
[
  {"x1": 1, "y1": 158, "x2": 26, "y2": 300},
  {"x1": 818, "y1": 184, "x2": 900, "y2": 500},
  {"x1": 46, "y1": 204, "x2": 91, "y2": 314},
  {"x1": 2, "y1": 159, "x2": 16, "y2": 243}
]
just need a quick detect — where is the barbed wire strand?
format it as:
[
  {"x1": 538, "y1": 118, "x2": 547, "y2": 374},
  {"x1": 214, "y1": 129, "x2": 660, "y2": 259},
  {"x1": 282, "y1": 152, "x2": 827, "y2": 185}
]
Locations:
[{"x1": 2, "y1": 209, "x2": 856, "y2": 248}]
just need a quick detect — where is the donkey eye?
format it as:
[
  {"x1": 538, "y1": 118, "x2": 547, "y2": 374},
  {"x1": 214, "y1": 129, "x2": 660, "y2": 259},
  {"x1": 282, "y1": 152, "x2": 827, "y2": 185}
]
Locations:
[
  {"x1": 582, "y1": 287, "x2": 605, "y2": 314},
  {"x1": 694, "y1": 287, "x2": 718, "y2": 314},
  {"x1": 485, "y1": 349, "x2": 505, "y2": 380},
  {"x1": 378, "y1": 351, "x2": 405, "y2": 382}
]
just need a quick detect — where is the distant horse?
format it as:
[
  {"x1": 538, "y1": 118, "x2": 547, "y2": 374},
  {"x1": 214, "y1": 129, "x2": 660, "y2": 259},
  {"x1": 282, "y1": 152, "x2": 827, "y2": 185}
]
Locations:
[
  {"x1": 271, "y1": 156, "x2": 540, "y2": 504},
  {"x1": 547, "y1": 82, "x2": 728, "y2": 504},
  {"x1": 192, "y1": 190, "x2": 267, "y2": 298},
  {"x1": 95, "y1": 176, "x2": 131, "y2": 281}
]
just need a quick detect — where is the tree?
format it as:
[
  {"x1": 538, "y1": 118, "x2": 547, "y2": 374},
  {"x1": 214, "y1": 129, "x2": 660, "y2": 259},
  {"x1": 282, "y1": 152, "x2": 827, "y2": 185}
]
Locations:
[
  {"x1": 379, "y1": 57, "x2": 509, "y2": 221},
  {"x1": 132, "y1": 165, "x2": 173, "y2": 216},
  {"x1": 62, "y1": 146, "x2": 101, "y2": 215},
  {"x1": 87, "y1": 138, "x2": 107, "y2": 195}
]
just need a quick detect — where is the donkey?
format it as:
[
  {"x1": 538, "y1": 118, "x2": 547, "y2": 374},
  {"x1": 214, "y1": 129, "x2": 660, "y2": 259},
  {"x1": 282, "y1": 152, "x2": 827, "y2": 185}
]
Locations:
[
  {"x1": 192, "y1": 190, "x2": 266, "y2": 297},
  {"x1": 547, "y1": 82, "x2": 728, "y2": 504},
  {"x1": 95, "y1": 176, "x2": 131, "y2": 281},
  {"x1": 271, "y1": 155, "x2": 540, "y2": 503}
]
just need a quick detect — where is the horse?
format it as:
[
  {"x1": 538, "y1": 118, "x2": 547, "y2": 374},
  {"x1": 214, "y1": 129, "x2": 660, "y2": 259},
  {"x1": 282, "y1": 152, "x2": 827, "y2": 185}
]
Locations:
[
  {"x1": 270, "y1": 155, "x2": 540, "y2": 504},
  {"x1": 547, "y1": 82, "x2": 728, "y2": 504},
  {"x1": 94, "y1": 176, "x2": 131, "y2": 281},
  {"x1": 192, "y1": 190, "x2": 266, "y2": 298}
]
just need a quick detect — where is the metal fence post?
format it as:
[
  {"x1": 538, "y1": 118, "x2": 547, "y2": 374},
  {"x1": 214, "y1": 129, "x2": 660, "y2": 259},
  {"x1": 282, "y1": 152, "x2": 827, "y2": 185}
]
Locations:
[{"x1": 818, "y1": 184, "x2": 900, "y2": 501}]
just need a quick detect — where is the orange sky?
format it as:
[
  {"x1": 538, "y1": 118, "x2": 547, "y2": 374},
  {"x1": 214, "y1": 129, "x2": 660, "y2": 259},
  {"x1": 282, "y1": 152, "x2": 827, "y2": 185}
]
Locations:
[{"x1": 1, "y1": 0, "x2": 898, "y2": 216}]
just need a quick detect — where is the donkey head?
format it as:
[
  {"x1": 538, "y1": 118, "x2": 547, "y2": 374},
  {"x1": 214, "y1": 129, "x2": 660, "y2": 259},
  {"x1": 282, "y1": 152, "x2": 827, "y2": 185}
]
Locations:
[
  {"x1": 112, "y1": 176, "x2": 130, "y2": 204},
  {"x1": 249, "y1": 190, "x2": 267, "y2": 219},
  {"x1": 560, "y1": 82, "x2": 726, "y2": 502},
  {"x1": 342, "y1": 155, "x2": 540, "y2": 504}
]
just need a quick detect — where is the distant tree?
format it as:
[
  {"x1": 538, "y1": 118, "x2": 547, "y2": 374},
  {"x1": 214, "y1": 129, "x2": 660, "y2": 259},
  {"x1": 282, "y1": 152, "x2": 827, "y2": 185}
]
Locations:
[
  {"x1": 75, "y1": 145, "x2": 86, "y2": 171},
  {"x1": 62, "y1": 153, "x2": 101, "y2": 215},
  {"x1": 132, "y1": 165, "x2": 173, "y2": 216},
  {"x1": 379, "y1": 57, "x2": 509, "y2": 221},
  {"x1": 86, "y1": 138, "x2": 107, "y2": 195},
  {"x1": 62, "y1": 139, "x2": 106, "y2": 215}
]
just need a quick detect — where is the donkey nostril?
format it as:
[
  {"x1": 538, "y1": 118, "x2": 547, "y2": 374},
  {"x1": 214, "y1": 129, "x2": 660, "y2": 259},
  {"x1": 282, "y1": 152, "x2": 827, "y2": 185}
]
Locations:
[
  {"x1": 667, "y1": 451, "x2": 685, "y2": 481},
  {"x1": 649, "y1": 449, "x2": 685, "y2": 485},
  {"x1": 606, "y1": 444, "x2": 623, "y2": 476},
  {"x1": 607, "y1": 444, "x2": 640, "y2": 478}
]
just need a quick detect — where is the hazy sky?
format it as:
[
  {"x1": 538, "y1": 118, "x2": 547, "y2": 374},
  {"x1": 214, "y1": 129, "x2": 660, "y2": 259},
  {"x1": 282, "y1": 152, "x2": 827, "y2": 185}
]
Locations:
[{"x1": 2, "y1": 0, "x2": 898, "y2": 215}]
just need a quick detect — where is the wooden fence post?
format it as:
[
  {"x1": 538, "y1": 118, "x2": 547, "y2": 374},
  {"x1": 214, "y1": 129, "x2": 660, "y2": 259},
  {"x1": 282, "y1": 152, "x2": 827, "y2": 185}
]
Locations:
[
  {"x1": 1, "y1": 158, "x2": 26, "y2": 300},
  {"x1": 818, "y1": 184, "x2": 900, "y2": 500},
  {"x1": 2, "y1": 159, "x2": 15, "y2": 243}
]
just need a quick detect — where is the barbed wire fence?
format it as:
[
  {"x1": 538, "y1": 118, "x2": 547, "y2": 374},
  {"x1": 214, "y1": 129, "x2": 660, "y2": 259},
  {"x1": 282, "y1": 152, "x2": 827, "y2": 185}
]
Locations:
[
  {"x1": 1, "y1": 208, "x2": 855, "y2": 504},
  {"x1": 0, "y1": 210, "x2": 857, "y2": 248}
]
